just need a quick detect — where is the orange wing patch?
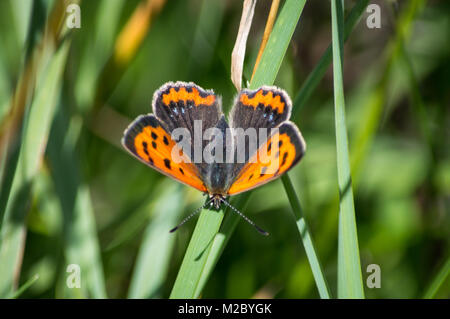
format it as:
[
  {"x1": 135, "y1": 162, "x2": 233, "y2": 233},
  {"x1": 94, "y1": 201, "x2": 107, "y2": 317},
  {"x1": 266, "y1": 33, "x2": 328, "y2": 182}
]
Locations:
[
  {"x1": 227, "y1": 122, "x2": 305, "y2": 195},
  {"x1": 162, "y1": 86, "x2": 216, "y2": 107},
  {"x1": 122, "y1": 115, "x2": 207, "y2": 192},
  {"x1": 239, "y1": 88, "x2": 285, "y2": 114}
]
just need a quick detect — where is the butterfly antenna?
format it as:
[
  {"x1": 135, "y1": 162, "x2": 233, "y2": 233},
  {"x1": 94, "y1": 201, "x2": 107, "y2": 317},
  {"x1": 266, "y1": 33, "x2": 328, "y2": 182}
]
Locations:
[
  {"x1": 221, "y1": 198, "x2": 269, "y2": 236},
  {"x1": 169, "y1": 198, "x2": 213, "y2": 233}
]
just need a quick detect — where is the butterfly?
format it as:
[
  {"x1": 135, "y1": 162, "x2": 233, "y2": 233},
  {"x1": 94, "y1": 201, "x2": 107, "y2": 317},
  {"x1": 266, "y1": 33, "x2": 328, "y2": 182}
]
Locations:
[{"x1": 122, "y1": 82, "x2": 306, "y2": 235}]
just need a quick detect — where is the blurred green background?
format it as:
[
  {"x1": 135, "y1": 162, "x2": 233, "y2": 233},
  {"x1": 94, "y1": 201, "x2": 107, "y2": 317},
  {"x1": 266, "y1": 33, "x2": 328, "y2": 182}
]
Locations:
[{"x1": 0, "y1": 0, "x2": 448, "y2": 298}]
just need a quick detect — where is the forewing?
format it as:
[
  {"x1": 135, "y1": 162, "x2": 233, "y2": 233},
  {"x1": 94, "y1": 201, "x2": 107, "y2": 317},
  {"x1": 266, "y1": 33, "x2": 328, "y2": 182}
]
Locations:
[{"x1": 122, "y1": 114, "x2": 207, "y2": 192}]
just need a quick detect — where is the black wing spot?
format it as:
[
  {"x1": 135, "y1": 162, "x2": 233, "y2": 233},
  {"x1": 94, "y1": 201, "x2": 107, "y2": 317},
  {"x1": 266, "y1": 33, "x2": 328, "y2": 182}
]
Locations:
[
  {"x1": 151, "y1": 132, "x2": 158, "y2": 140},
  {"x1": 163, "y1": 135, "x2": 169, "y2": 145},
  {"x1": 164, "y1": 158, "x2": 171, "y2": 170},
  {"x1": 152, "y1": 141, "x2": 157, "y2": 149},
  {"x1": 149, "y1": 157, "x2": 154, "y2": 165},
  {"x1": 281, "y1": 152, "x2": 288, "y2": 166},
  {"x1": 278, "y1": 140, "x2": 283, "y2": 147},
  {"x1": 267, "y1": 142, "x2": 272, "y2": 152},
  {"x1": 179, "y1": 167, "x2": 184, "y2": 175},
  {"x1": 248, "y1": 173, "x2": 254, "y2": 181},
  {"x1": 142, "y1": 141, "x2": 149, "y2": 155}
]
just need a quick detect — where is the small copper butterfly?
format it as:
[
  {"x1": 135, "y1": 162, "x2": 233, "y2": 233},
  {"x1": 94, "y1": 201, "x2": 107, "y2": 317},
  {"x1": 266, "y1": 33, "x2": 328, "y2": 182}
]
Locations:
[{"x1": 122, "y1": 82, "x2": 306, "y2": 235}]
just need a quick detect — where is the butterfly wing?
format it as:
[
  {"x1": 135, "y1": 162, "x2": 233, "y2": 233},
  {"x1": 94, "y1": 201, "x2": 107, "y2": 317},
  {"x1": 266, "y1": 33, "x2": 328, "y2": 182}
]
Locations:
[
  {"x1": 227, "y1": 121, "x2": 306, "y2": 195},
  {"x1": 227, "y1": 86, "x2": 296, "y2": 184},
  {"x1": 153, "y1": 81, "x2": 222, "y2": 141},
  {"x1": 152, "y1": 82, "x2": 225, "y2": 181},
  {"x1": 122, "y1": 114, "x2": 207, "y2": 192},
  {"x1": 229, "y1": 86, "x2": 291, "y2": 134}
]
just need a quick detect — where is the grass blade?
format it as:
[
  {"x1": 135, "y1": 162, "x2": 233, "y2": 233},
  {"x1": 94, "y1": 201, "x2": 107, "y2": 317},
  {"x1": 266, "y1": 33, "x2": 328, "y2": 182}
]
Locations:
[
  {"x1": 0, "y1": 40, "x2": 70, "y2": 298},
  {"x1": 423, "y1": 256, "x2": 450, "y2": 299},
  {"x1": 331, "y1": 0, "x2": 364, "y2": 298},
  {"x1": 194, "y1": 193, "x2": 251, "y2": 297},
  {"x1": 169, "y1": 204, "x2": 225, "y2": 298},
  {"x1": 292, "y1": 0, "x2": 369, "y2": 120},
  {"x1": 0, "y1": 0, "x2": 46, "y2": 226},
  {"x1": 47, "y1": 108, "x2": 107, "y2": 298},
  {"x1": 251, "y1": 0, "x2": 281, "y2": 81},
  {"x1": 231, "y1": 0, "x2": 257, "y2": 90},
  {"x1": 281, "y1": 175, "x2": 331, "y2": 298},
  {"x1": 128, "y1": 182, "x2": 184, "y2": 298},
  {"x1": 250, "y1": 0, "x2": 306, "y2": 89},
  {"x1": 8, "y1": 274, "x2": 39, "y2": 299}
]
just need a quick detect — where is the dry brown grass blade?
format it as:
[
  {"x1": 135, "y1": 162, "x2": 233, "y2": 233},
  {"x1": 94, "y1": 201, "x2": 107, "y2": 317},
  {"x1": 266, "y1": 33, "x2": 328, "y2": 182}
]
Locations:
[
  {"x1": 251, "y1": 0, "x2": 280, "y2": 81},
  {"x1": 114, "y1": 0, "x2": 166, "y2": 65},
  {"x1": 231, "y1": 0, "x2": 257, "y2": 90}
]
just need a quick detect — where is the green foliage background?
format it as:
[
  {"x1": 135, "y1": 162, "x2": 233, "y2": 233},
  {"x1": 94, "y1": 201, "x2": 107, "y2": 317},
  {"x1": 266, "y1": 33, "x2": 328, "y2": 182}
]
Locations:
[{"x1": 0, "y1": 0, "x2": 448, "y2": 298}]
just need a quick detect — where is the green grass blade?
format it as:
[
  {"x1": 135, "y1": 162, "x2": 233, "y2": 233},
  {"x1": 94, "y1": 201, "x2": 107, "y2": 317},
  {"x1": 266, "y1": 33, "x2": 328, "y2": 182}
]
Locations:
[
  {"x1": 0, "y1": 0, "x2": 46, "y2": 227},
  {"x1": 292, "y1": 0, "x2": 369, "y2": 119},
  {"x1": 47, "y1": 108, "x2": 107, "y2": 299},
  {"x1": 281, "y1": 175, "x2": 331, "y2": 298},
  {"x1": 169, "y1": 204, "x2": 225, "y2": 298},
  {"x1": 194, "y1": 193, "x2": 251, "y2": 297},
  {"x1": 8, "y1": 274, "x2": 39, "y2": 299},
  {"x1": 250, "y1": 0, "x2": 306, "y2": 89},
  {"x1": 423, "y1": 256, "x2": 450, "y2": 299},
  {"x1": 331, "y1": 0, "x2": 365, "y2": 299},
  {"x1": 128, "y1": 182, "x2": 184, "y2": 298},
  {"x1": 0, "y1": 41, "x2": 70, "y2": 298}
]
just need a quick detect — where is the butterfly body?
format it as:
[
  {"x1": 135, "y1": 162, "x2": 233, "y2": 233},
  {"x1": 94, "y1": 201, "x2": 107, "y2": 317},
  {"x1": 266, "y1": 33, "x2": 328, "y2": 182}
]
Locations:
[{"x1": 122, "y1": 82, "x2": 306, "y2": 212}]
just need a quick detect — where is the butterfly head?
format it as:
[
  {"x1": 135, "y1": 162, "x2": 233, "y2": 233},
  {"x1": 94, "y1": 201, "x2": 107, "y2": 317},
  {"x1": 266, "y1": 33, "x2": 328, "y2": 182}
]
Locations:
[
  {"x1": 209, "y1": 194, "x2": 226, "y2": 210},
  {"x1": 170, "y1": 193, "x2": 269, "y2": 236}
]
